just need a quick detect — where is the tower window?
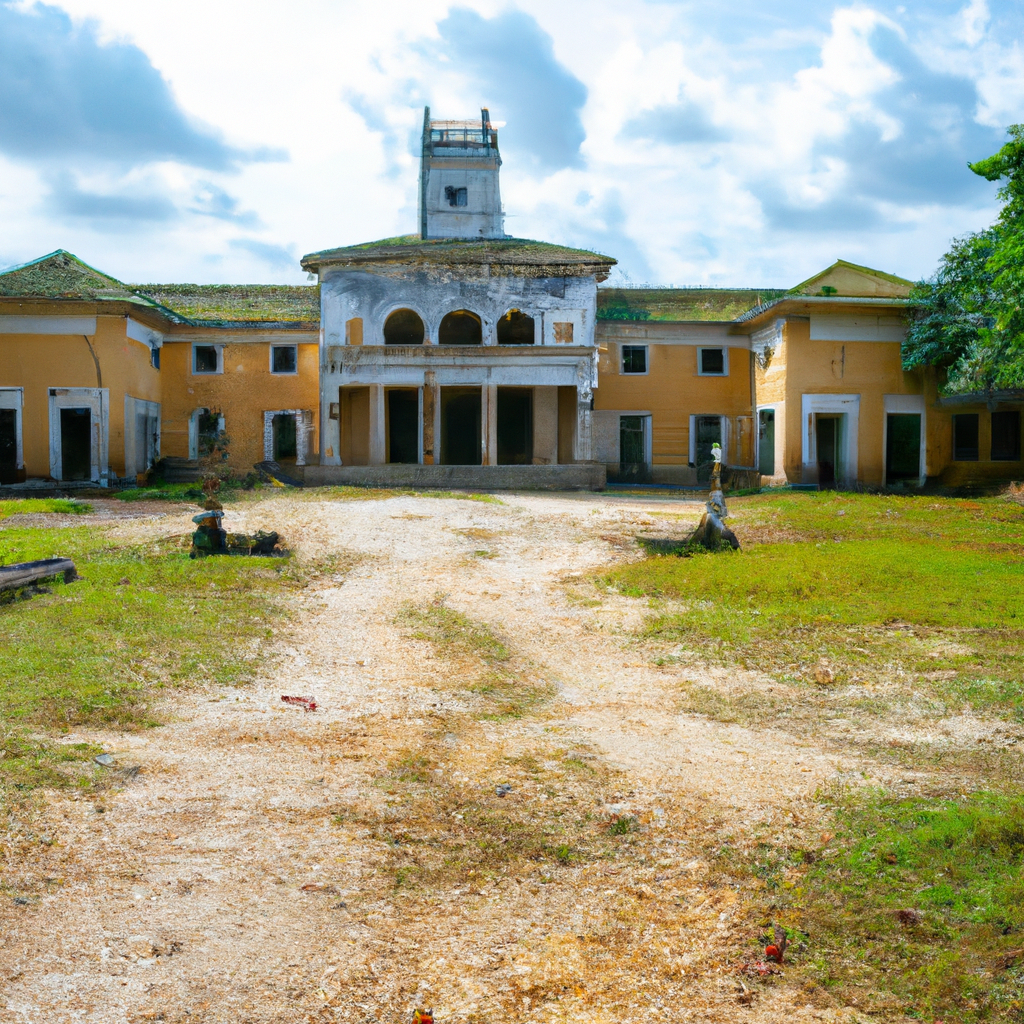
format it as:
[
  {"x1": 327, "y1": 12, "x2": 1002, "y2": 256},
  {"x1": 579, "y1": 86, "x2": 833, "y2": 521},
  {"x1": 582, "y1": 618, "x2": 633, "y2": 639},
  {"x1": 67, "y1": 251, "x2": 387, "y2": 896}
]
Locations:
[{"x1": 445, "y1": 186, "x2": 468, "y2": 207}]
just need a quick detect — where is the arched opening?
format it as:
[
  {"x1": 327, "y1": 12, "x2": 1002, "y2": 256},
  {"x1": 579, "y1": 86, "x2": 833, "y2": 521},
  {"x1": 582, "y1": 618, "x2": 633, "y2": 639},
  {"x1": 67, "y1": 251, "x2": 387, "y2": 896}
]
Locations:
[
  {"x1": 383, "y1": 308, "x2": 425, "y2": 345},
  {"x1": 497, "y1": 309, "x2": 535, "y2": 345},
  {"x1": 439, "y1": 310, "x2": 482, "y2": 346}
]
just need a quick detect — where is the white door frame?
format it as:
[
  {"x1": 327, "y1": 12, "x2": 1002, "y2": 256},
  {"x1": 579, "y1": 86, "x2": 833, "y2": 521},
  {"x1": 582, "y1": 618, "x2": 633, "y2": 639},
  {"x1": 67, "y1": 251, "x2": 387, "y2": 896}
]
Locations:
[
  {"x1": 124, "y1": 396, "x2": 161, "y2": 479},
  {"x1": 801, "y1": 393, "x2": 860, "y2": 486},
  {"x1": 263, "y1": 409, "x2": 313, "y2": 466},
  {"x1": 883, "y1": 393, "x2": 927, "y2": 486},
  {"x1": 0, "y1": 387, "x2": 24, "y2": 477},
  {"x1": 48, "y1": 387, "x2": 109, "y2": 484}
]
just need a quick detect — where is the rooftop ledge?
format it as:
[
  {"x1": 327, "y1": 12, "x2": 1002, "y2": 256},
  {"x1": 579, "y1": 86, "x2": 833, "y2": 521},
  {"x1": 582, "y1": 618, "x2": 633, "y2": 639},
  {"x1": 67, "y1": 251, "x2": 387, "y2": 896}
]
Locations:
[{"x1": 301, "y1": 235, "x2": 616, "y2": 280}]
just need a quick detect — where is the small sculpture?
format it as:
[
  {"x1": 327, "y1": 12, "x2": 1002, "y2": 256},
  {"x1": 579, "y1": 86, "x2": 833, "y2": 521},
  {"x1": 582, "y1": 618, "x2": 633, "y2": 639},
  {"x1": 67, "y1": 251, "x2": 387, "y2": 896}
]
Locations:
[{"x1": 687, "y1": 441, "x2": 740, "y2": 551}]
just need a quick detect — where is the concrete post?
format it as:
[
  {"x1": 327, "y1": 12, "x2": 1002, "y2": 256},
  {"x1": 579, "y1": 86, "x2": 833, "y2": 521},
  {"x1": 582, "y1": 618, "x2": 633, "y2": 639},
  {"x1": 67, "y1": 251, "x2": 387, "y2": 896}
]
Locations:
[
  {"x1": 423, "y1": 372, "x2": 437, "y2": 464},
  {"x1": 368, "y1": 384, "x2": 385, "y2": 465},
  {"x1": 532, "y1": 386, "x2": 558, "y2": 464},
  {"x1": 321, "y1": 388, "x2": 341, "y2": 464},
  {"x1": 482, "y1": 383, "x2": 498, "y2": 466},
  {"x1": 574, "y1": 386, "x2": 593, "y2": 462}
]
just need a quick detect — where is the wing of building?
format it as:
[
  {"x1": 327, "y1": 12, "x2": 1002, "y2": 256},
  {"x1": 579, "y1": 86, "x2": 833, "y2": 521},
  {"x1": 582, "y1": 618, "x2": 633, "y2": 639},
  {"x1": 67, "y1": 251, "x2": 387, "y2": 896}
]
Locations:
[{"x1": 1, "y1": 111, "x2": 1021, "y2": 491}]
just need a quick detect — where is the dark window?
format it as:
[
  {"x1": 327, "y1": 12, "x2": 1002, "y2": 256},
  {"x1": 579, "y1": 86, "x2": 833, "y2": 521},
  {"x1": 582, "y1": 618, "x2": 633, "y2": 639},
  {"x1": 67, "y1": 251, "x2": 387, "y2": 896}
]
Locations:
[
  {"x1": 497, "y1": 389, "x2": 533, "y2": 465},
  {"x1": 953, "y1": 413, "x2": 979, "y2": 461},
  {"x1": 699, "y1": 348, "x2": 725, "y2": 374},
  {"x1": 272, "y1": 345, "x2": 297, "y2": 373},
  {"x1": 60, "y1": 408, "x2": 92, "y2": 481},
  {"x1": 439, "y1": 310, "x2": 482, "y2": 346},
  {"x1": 445, "y1": 185, "x2": 468, "y2": 207},
  {"x1": 622, "y1": 345, "x2": 647, "y2": 374},
  {"x1": 619, "y1": 415, "x2": 648, "y2": 482},
  {"x1": 194, "y1": 345, "x2": 218, "y2": 373},
  {"x1": 272, "y1": 413, "x2": 297, "y2": 459},
  {"x1": 388, "y1": 390, "x2": 419, "y2": 463},
  {"x1": 992, "y1": 410, "x2": 1021, "y2": 461},
  {"x1": 0, "y1": 408, "x2": 18, "y2": 484},
  {"x1": 497, "y1": 309, "x2": 535, "y2": 345},
  {"x1": 384, "y1": 309, "x2": 425, "y2": 345},
  {"x1": 151, "y1": 347, "x2": 160, "y2": 370},
  {"x1": 886, "y1": 414, "x2": 921, "y2": 483}
]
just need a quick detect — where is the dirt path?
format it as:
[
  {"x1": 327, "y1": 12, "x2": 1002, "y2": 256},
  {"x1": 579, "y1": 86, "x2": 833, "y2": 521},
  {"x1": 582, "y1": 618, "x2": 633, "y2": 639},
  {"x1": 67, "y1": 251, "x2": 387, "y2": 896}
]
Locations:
[{"x1": 0, "y1": 493, "x2": 865, "y2": 1024}]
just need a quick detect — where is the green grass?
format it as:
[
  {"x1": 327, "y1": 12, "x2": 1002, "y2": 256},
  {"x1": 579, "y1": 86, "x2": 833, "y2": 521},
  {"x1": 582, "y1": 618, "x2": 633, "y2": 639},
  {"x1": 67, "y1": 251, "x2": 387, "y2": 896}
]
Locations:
[
  {"x1": 0, "y1": 524, "x2": 297, "y2": 791},
  {"x1": 778, "y1": 790, "x2": 1024, "y2": 1020},
  {"x1": 0, "y1": 498, "x2": 91, "y2": 518},
  {"x1": 606, "y1": 492, "x2": 1024, "y2": 704}
]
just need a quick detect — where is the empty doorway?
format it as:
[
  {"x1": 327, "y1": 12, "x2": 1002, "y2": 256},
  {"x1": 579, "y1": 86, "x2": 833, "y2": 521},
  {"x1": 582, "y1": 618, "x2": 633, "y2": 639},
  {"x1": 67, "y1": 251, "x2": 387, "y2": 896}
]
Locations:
[
  {"x1": 0, "y1": 409, "x2": 16, "y2": 484},
  {"x1": 497, "y1": 388, "x2": 532, "y2": 465},
  {"x1": 886, "y1": 413, "x2": 922, "y2": 485},
  {"x1": 758, "y1": 409, "x2": 775, "y2": 476},
  {"x1": 273, "y1": 413, "x2": 297, "y2": 461},
  {"x1": 388, "y1": 390, "x2": 419, "y2": 463},
  {"x1": 694, "y1": 415, "x2": 723, "y2": 483},
  {"x1": 60, "y1": 408, "x2": 92, "y2": 481},
  {"x1": 816, "y1": 415, "x2": 845, "y2": 487},
  {"x1": 619, "y1": 415, "x2": 649, "y2": 482},
  {"x1": 441, "y1": 389, "x2": 481, "y2": 465}
]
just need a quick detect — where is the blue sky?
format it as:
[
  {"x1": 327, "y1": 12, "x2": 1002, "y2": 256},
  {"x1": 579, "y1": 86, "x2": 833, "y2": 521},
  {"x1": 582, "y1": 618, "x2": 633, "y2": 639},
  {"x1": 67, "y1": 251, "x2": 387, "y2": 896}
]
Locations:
[{"x1": 0, "y1": 0, "x2": 1022, "y2": 286}]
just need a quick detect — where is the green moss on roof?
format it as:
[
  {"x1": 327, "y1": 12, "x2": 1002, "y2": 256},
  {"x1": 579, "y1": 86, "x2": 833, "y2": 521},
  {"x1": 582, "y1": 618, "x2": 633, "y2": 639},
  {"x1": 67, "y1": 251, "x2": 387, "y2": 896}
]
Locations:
[
  {"x1": 597, "y1": 287, "x2": 783, "y2": 322},
  {"x1": 131, "y1": 283, "x2": 319, "y2": 324},
  {"x1": 0, "y1": 250, "x2": 151, "y2": 304},
  {"x1": 301, "y1": 234, "x2": 616, "y2": 274}
]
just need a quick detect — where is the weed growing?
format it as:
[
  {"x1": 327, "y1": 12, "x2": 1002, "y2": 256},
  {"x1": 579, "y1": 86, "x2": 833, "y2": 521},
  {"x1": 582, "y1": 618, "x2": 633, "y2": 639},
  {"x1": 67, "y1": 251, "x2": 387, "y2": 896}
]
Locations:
[
  {"x1": 0, "y1": 498, "x2": 91, "y2": 519},
  {"x1": 774, "y1": 789, "x2": 1024, "y2": 1021}
]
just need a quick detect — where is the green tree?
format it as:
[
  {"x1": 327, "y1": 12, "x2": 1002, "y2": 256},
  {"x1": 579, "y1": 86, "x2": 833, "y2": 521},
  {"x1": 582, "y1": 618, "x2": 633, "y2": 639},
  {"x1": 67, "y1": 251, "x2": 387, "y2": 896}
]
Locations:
[{"x1": 904, "y1": 125, "x2": 1024, "y2": 392}]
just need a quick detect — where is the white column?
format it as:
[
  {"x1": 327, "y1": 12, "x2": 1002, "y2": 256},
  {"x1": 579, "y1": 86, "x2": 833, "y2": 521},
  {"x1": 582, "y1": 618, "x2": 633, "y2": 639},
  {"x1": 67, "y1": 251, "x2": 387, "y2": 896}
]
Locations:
[
  {"x1": 368, "y1": 384, "x2": 385, "y2": 465},
  {"x1": 482, "y1": 383, "x2": 498, "y2": 466},
  {"x1": 573, "y1": 385, "x2": 593, "y2": 462}
]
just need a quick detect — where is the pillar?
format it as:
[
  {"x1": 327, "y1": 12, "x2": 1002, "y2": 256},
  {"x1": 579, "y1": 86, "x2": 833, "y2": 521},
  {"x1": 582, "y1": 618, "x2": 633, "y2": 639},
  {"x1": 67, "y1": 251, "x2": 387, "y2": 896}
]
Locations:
[
  {"x1": 368, "y1": 384, "x2": 385, "y2": 465},
  {"x1": 532, "y1": 386, "x2": 558, "y2": 465},
  {"x1": 574, "y1": 385, "x2": 593, "y2": 462},
  {"x1": 422, "y1": 371, "x2": 438, "y2": 464},
  {"x1": 482, "y1": 383, "x2": 497, "y2": 466}
]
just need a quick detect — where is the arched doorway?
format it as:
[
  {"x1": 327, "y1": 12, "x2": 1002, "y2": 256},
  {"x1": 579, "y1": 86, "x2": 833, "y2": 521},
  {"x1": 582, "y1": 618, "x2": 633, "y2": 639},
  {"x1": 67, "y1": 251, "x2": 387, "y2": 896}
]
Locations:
[
  {"x1": 383, "y1": 308, "x2": 425, "y2": 345},
  {"x1": 497, "y1": 309, "x2": 534, "y2": 345},
  {"x1": 439, "y1": 310, "x2": 482, "y2": 346}
]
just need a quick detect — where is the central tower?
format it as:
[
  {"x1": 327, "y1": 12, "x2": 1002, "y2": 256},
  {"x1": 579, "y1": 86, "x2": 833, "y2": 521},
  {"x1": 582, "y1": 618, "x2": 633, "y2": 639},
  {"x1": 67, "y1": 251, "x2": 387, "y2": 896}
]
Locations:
[{"x1": 418, "y1": 107, "x2": 504, "y2": 240}]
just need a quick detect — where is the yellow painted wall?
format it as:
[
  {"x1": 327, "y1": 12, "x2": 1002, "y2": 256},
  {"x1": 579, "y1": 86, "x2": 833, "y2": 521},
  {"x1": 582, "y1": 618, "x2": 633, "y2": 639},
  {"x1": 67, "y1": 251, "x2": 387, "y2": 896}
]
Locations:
[
  {"x1": 596, "y1": 339, "x2": 753, "y2": 477},
  {"x1": 0, "y1": 314, "x2": 160, "y2": 478},
  {"x1": 161, "y1": 340, "x2": 319, "y2": 470}
]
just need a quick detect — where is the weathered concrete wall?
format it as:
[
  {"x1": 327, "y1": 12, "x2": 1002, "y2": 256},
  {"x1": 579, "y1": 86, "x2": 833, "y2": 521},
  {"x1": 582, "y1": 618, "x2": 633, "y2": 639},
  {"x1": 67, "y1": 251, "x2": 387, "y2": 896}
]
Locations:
[
  {"x1": 161, "y1": 335, "x2": 319, "y2": 471},
  {"x1": 301, "y1": 462, "x2": 606, "y2": 491},
  {"x1": 0, "y1": 314, "x2": 160, "y2": 478}
]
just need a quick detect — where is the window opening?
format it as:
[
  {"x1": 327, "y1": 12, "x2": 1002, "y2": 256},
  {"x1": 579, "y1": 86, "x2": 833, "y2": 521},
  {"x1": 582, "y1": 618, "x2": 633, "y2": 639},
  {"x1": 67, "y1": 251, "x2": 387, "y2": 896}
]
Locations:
[
  {"x1": 384, "y1": 309, "x2": 425, "y2": 346},
  {"x1": 816, "y1": 415, "x2": 845, "y2": 487},
  {"x1": 758, "y1": 409, "x2": 775, "y2": 476},
  {"x1": 886, "y1": 414, "x2": 921, "y2": 484},
  {"x1": 388, "y1": 390, "x2": 419, "y2": 464},
  {"x1": 60, "y1": 407, "x2": 91, "y2": 481},
  {"x1": 991, "y1": 410, "x2": 1021, "y2": 461},
  {"x1": 151, "y1": 347, "x2": 160, "y2": 370},
  {"x1": 194, "y1": 345, "x2": 218, "y2": 373},
  {"x1": 953, "y1": 414, "x2": 979, "y2": 461},
  {"x1": 272, "y1": 345, "x2": 297, "y2": 373},
  {"x1": 622, "y1": 345, "x2": 647, "y2": 374},
  {"x1": 699, "y1": 348, "x2": 725, "y2": 375},
  {"x1": 0, "y1": 409, "x2": 18, "y2": 484},
  {"x1": 497, "y1": 309, "x2": 535, "y2": 345},
  {"x1": 444, "y1": 186, "x2": 468, "y2": 207},
  {"x1": 497, "y1": 389, "x2": 533, "y2": 465},
  {"x1": 439, "y1": 310, "x2": 482, "y2": 346},
  {"x1": 553, "y1": 322, "x2": 574, "y2": 344}
]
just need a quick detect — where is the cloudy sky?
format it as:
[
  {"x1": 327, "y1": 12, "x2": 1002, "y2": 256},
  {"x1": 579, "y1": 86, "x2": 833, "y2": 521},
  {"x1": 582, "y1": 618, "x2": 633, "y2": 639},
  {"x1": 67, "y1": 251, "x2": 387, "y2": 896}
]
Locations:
[{"x1": 1, "y1": 0, "x2": 1022, "y2": 287}]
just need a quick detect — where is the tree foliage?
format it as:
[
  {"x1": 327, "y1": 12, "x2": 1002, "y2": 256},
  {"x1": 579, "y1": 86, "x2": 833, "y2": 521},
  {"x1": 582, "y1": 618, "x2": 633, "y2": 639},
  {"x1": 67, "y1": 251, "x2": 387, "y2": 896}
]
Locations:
[{"x1": 905, "y1": 125, "x2": 1024, "y2": 393}]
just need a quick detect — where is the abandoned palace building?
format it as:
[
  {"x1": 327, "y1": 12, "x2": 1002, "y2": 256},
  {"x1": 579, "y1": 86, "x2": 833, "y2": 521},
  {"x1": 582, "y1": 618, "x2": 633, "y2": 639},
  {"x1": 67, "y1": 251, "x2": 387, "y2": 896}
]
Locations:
[{"x1": 1, "y1": 108, "x2": 1022, "y2": 491}]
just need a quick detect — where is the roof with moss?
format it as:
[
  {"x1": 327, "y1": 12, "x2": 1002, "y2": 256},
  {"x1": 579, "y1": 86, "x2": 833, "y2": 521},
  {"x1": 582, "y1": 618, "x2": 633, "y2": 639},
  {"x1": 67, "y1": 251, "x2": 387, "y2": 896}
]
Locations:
[
  {"x1": 301, "y1": 235, "x2": 616, "y2": 278},
  {"x1": 0, "y1": 250, "x2": 156, "y2": 306},
  {"x1": 597, "y1": 287, "x2": 783, "y2": 323},
  {"x1": 130, "y1": 283, "x2": 319, "y2": 325}
]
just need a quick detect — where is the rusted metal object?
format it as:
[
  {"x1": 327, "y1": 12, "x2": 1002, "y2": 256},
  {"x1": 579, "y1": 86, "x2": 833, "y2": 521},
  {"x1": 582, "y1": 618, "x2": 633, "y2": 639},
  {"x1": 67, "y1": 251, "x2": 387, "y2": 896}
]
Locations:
[{"x1": 0, "y1": 557, "x2": 79, "y2": 592}]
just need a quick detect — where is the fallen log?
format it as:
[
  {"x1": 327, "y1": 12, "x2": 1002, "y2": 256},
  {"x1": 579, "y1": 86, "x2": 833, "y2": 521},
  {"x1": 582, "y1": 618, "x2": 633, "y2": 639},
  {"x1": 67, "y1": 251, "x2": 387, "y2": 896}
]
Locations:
[{"x1": 0, "y1": 558, "x2": 79, "y2": 592}]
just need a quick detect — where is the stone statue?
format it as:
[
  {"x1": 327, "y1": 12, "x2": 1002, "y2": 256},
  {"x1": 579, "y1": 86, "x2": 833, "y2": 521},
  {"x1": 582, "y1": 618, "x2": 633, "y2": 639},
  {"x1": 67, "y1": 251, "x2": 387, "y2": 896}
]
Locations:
[{"x1": 687, "y1": 441, "x2": 740, "y2": 551}]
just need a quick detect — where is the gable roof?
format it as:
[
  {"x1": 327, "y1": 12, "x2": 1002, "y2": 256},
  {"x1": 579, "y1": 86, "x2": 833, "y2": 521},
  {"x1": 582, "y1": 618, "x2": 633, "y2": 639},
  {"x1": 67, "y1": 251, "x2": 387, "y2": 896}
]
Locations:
[
  {"x1": 791, "y1": 259, "x2": 913, "y2": 299},
  {"x1": 130, "y1": 283, "x2": 319, "y2": 325},
  {"x1": 0, "y1": 249, "x2": 151, "y2": 304},
  {"x1": 301, "y1": 235, "x2": 616, "y2": 279}
]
